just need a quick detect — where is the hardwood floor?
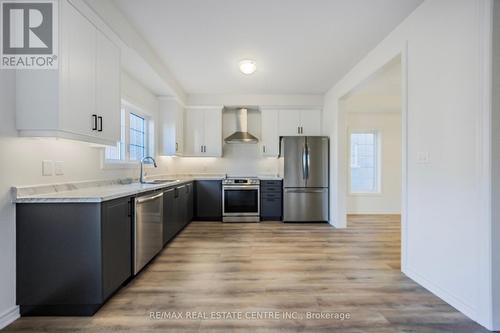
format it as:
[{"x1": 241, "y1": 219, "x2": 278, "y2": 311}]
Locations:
[{"x1": 4, "y1": 216, "x2": 490, "y2": 332}]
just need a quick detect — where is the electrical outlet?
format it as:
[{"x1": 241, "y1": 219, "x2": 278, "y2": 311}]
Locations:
[
  {"x1": 42, "y1": 160, "x2": 53, "y2": 176},
  {"x1": 54, "y1": 161, "x2": 64, "y2": 175}
]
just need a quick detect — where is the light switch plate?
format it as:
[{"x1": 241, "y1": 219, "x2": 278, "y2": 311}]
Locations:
[
  {"x1": 54, "y1": 161, "x2": 64, "y2": 175},
  {"x1": 417, "y1": 152, "x2": 430, "y2": 164},
  {"x1": 42, "y1": 160, "x2": 53, "y2": 176}
]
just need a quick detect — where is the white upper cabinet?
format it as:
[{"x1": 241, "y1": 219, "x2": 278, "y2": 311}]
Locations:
[
  {"x1": 300, "y1": 109, "x2": 322, "y2": 135},
  {"x1": 95, "y1": 32, "x2": 121, "y2": 143},
  {"x1": 159, "y1": 98, "x2": 184, "y2": 156},
  {"x1": 278, "y1": 109, "x2": 301, "y2": 136},
  {"x1": 15, "y1": 0, "x2": 121, "y2": 146},
  {"x1": 203, "y1": 108, "x2": 223, "y2": 156},
  {"x1": 184, "y1": 107, "x2": 222, "y2": 157},
  {"x1": 60, "y1": 1, "x2": 96, "y2": 139},
  {"x1": 278, "y1": 109, "x2": 322, "y2": 136},
  {"x1": 260, "y1": 109, "x2": 279, "y2": 157}
]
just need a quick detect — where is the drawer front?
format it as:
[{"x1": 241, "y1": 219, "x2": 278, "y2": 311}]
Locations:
[
  {"x1": 261, "y1": 197, "x2": 282, "y2": 218},
  {"x1": 261, "y1": 180, "x2": 282, "y2": 187},
  {"x1": 261, "y1": 186, "x2": 282, "y2": 193},
  {"x1": 261, "y1": 192, "x2": 282, "y2": 199},
  {"x1": 261, "y1": 180, "x2": 283, "y2": 194}
]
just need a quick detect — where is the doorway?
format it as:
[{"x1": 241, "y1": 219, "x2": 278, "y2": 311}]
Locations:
[{"x1": 338, "y1": 56, "x2": 404, "y2": 266}]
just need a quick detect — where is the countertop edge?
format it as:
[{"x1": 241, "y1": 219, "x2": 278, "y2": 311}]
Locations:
[
  {"x1": 14, "y1": 179, "x2": 196, "y2": 204},
  {"x1": 13, "y1": 175, "x2": 283, "y2": 204}
]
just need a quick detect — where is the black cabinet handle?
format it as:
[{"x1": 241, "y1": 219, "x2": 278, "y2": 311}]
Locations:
[
  {"x1": 98, "y1": 116, "x2": 103, "y2": 132},
  {"x1": 92, "y1": 114, "x2": 97, "y2": 131},
  {"x1": 176, "y1": 142, "x2": 178, "y2": 152}
]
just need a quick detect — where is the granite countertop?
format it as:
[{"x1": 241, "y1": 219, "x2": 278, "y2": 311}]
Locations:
[
  {"x1": 12, "y1": 174, "x2": 282, "y2": 203},
  {"x1": 13, "y1": 179, "x2": 191, "y2": 203}
]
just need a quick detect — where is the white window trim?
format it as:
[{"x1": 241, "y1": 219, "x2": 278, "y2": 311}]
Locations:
[
  {"x1": 101, "y1": 100, "x2": 155, "y2": 169},
  {"x1": 348, "y1": 129, "x2": 382, "y2": 195}
]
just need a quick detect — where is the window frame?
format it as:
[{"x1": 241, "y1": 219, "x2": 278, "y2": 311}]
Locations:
[
  {"x1": 348, "y1": 129, "x2": 382, "y2": 195},
  {"x1": 102, "y1": 100, "x2": 155, "y2": 169}
]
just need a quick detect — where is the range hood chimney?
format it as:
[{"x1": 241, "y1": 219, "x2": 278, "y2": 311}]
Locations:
[{"x1": 224, "y1": 108, "x2": 259, "y2": 144}]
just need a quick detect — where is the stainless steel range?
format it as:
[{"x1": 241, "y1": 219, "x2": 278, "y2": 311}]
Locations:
[{"x1": 222, "y1": 177, "x2": 260, "y2": 222}]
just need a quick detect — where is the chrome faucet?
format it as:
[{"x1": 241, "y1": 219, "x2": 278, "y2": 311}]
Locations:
[{"x1": 140, "y1": 156, "x2": 157, "y2": 184}]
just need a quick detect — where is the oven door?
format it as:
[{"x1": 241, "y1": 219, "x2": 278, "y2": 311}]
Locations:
[{"x1": 223, "y1": 185, "x2": 260, "y2": 219}]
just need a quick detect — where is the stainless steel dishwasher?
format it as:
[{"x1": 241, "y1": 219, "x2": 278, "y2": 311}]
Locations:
[{"x1": 134, "y1": 191, "x2": 163, "y2": 275}]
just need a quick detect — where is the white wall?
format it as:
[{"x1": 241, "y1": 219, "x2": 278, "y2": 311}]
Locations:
[
  {"x1": 492, "y1": 0, "x2": 500, "y2": 328},
  {"x1": 345, "y1": 112, "x2": 401, "y2": 214},
  {"x1": 323, "y1": 0, "x2": 494, "y2": 329},
  {"x1": 0, "y1": 70, "x2": 163, "y2": 328}
]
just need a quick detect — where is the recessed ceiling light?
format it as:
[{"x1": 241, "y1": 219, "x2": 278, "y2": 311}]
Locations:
[{"x1": 239, "y1": 60, "x2": 257, "y2": 75}]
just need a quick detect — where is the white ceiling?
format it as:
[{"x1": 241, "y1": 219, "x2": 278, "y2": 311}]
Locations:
[
  {"x1": 112, "y1": 0, "x2": 422, "y2": 95},
  {"x1": 341, "y1": 56, "x2": 402, "y2": 113}
]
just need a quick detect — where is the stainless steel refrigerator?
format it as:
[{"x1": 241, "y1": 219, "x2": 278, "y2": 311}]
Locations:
[{"x1": 281, "y1": 136, "x2": 329, "y2": 222}]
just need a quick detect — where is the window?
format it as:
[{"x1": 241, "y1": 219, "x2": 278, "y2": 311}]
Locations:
[
  {"x1": 104, "y1": 101, "x2": 154, "y2": 165},
  {"x1": 350, "y1": 131, "x2": 379, "y2": 193},
  {"x1": 129, "y1": 113, "x2": 146, "y2": 161}
]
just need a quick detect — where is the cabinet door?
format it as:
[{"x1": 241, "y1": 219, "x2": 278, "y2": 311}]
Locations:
[
  {"x1": 300, "y1": 109, "x2": 322, "y2": 135},
  {"x1": 160, "y1": 99, "x2": 184, "y2": 156},
  {"x1": 203, "y1": 108, "x2": 222, "y2": 157},
  {"x1": 96, "y1": 31, "x2": 121, "y2": 143},
  {"x1": 184, "y1": 108, "x2": 205, "y2": 156},
  {"x1": 61, "y1": 0, "x2": 96, "y2": 138},
  {"x1": 278, "y1": 109, "x2": 301, "y2": 136},
  {"x1": 175, "y1": 108, "x2": 184, "y2": 155},
  {"x1": 176, "y1": 185, "x2": 187, "y2": 232},
  {"x1": 261, "y1": 109, "x2": 279, "y2": 157},
  {"x1": 186, "y1": 182, "x2": 194, "y2": 222},
  {"x1": 195, "y1": 181, "x2": 222, "y2": 220},
  {"x1": 102, "y1": 197, "x2": 132, "y2": 299},
  {"x1": 163, "y1": 188, "x2": 176, "y2": 244}
]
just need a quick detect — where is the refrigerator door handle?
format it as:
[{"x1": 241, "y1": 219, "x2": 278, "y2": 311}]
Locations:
[
  {"x1": 302, "y1": 145, "x2": 307, "y2": 180},
  {"x1": 305, "y1": 143, "x2": 310, "y2": 179}
]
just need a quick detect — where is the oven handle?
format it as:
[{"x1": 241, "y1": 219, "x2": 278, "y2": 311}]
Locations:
[{"x1": 223, "y1": 186, "x2": 260, "y2": 190}]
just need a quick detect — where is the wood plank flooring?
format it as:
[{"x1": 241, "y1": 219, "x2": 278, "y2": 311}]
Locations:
[{"x1": 4, "y1": 215, "x2": 490, "y2": 332}]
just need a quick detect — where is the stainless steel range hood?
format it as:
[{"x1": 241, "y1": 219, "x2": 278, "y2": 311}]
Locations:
[{"x1": 224, "y1": 108, "x2": 259, "y2": 144}]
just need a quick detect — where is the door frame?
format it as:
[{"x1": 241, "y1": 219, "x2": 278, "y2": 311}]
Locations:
[{"x1": 333, "y1": 44, "x2": 408, "y2": 271}]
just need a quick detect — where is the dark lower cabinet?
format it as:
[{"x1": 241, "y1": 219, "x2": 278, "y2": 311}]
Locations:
[
  {"x1": 163, "y1": 187, "x2": 177, "y2": 245},
  {"x1": 16, "y1": 196, "x2": 132, "y2": 316},
  {"x1": 163, "y1": 182, "x2": 194, "y2": 245},
  {"x1": 194, "y1": 180, "x2": 222, "y2": 220},
  {"x1": 260, "y1": 180, "x2": 283, "y2": 220},
  {"x1": 186, "y1": 182, "x2": 194, "y2": 222}
]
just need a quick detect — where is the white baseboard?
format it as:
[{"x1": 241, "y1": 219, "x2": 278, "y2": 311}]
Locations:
[
  {"x1": 0, "y1": 306, "x2": 19, "y2": 330},
  {"x1": 403, "y1": 267, "x2": 479, "y2": 326}
]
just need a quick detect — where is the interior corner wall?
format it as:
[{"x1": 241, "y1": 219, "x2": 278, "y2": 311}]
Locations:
[
  {"x1": 491, "y1": 0, "x2": 500, "y2": 329},
  {"x1": 323, "y1": 0, "x2": 493, "y2": 329},
  {"x1": 346, "y1": 112, "x2": 401, "y2": 214}
]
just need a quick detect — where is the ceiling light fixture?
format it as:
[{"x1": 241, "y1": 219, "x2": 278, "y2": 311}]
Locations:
[{"x1": 239, "y1": 60, "x2": 257, "y2": 75}]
